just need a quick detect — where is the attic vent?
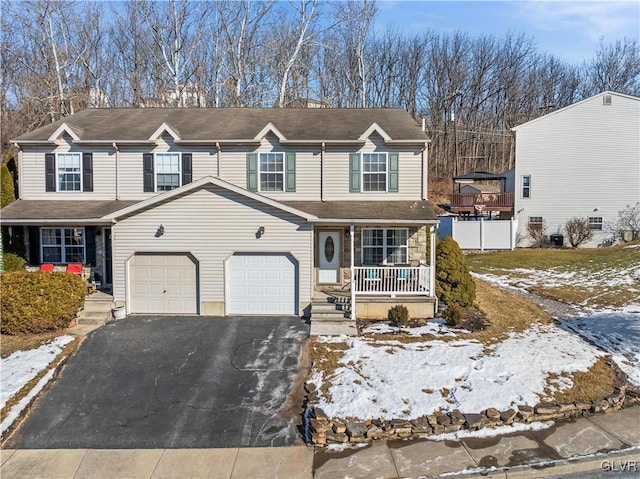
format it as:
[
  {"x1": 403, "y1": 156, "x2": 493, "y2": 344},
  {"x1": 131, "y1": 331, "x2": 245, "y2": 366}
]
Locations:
[{"x1": 603, "y1": 94, "x2": 612, "y2": 106}]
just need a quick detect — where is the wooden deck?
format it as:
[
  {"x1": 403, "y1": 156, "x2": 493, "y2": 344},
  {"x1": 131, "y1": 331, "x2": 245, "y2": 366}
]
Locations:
[{"x1": 449, "y1": 192, "x2": 514, "y2": 212}]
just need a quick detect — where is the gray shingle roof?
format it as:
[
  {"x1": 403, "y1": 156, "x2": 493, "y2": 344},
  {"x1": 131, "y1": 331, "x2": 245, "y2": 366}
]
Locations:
[
  {"x1": 14, "y1": 108, "x2": 428, "y2": 143},
  {"x1": 0, "y1": 200, "x2": 139, "y2": 221},
  {"x1": 282, "y1": 201, "x2": 438, "y2": 221}
]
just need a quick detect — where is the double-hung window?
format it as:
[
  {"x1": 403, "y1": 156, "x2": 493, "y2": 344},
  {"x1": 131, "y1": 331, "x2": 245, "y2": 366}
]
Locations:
[
  {"x1": 156, "y1": 153, "x2": 181, "y2": 191},
  {"x1": 528, "y1": 216, "x2": 543, "y2": 230},
  {"x1": 57, "y1": 153, "x2": 82, "y2": 191},
  {"x1": 259, "y1": 153, "x2": 284, "y2": 191},
  {"x1": 46, "y1": 152, "x2": 93, "y2": 193},
  {"x1": 41, "y1": 227, "x2": 85, "y2": 263},
  {"x1": 362, "y1": 153, "x2": 387, "y2": 192},
  {"x1": 362, "y1": 228, "x2": 408, "y2": 264},
  {"x1": 522, "y1": 175, "x2": 531, "y2": 198},
  {"x1": 588, "y1": 217, "x2": 603, "y2": 230}
]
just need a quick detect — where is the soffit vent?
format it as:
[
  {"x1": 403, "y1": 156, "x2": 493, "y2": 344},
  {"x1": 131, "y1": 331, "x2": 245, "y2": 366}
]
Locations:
[{"x1": 603, "y1": 94, "x2": 612, "y2": 106}]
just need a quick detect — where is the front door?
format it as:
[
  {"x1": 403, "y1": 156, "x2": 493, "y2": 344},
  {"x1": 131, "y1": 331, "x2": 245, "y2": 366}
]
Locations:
[{"x1": 318, "y1": 231, "x2": 340, "y2": 283}]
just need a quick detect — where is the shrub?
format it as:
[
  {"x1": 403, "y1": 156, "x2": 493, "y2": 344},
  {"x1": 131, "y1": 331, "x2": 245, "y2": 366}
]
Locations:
[
  {"x1": 442, "y1": 303, "x2": 463, "y2": 327},
  {"x1": 388, "y1": 304, "x2": 409, "y2": 326},
  {"x1": 2, "y1": 253, "x2": 26, "y2": 271},
  {"x1": 527, "y1": 219, "x2": 548, "y2": 247},
  {"x1": 435, "y1": 237, "x2": 476, "y2": 307},
  {"x1": 1, "y1": 162, "x2": 15, "y2": 208},
  {"x1": 1, "y1": 271, "x2": 86, "y2": 334},
  {"x1": 564, "y1": 217, "x2": 593, "y2": 248}
]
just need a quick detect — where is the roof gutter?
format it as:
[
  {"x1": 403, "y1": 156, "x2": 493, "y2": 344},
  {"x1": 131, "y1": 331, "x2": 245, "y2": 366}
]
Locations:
[
  {"x1": 0, "y1": 218, "x2": 114, "y2": 225},
  {"x1": 308, "y1": 218, "x2": 439, "y2": 225}
]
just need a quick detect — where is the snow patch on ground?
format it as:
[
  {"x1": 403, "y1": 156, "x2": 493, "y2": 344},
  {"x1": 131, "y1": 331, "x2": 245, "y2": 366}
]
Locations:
[
  {"x1": 310, "y1": 324, "x2": 603, "y2": 421},
  {"x1": 361, "y1": 319, "x2": 460, "y2": 337},
  {"x1": 1, "y1": 335, "x2": 74, "y2": 436}
]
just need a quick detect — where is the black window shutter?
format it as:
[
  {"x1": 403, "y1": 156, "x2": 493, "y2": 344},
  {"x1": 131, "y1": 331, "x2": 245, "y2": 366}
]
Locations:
[
  {"x1": 182, "y1": 153, "x2": 192, "y2": 185},
  {"x1": 85, "y1": 226, "x2": 96, "y2": 266},
  {"x1": 28, "y1": 226, "x2": 41, "y2": 265},
  {"x1": 83, "y1": 153, "x2": 93, "y2": 192},
  {"x1": 45, "y1": 153, "x2": 56, "y2": 192},
  {"x1": 143, "y1": 153, "x2": 154, "y2": 192}
]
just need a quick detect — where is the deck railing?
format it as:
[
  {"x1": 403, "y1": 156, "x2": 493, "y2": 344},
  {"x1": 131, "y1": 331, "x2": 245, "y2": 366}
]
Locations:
[
  {"x1": 450, "y1": 192, "x2": 514, "y2": 209},
  {"x1": 353, "y1": 265, "x2": 431, "y2": 296}
]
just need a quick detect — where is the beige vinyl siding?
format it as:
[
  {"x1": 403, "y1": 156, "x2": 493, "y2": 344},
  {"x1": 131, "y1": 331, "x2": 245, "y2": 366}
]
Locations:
[
  {"x1": 117, "y1": 137, "x2": 218, "y2": 200},
  {"x1": 20, "y1": 141, "x2": 116, "y2": 200},
  {"x1": 111, "y1": 186, "x2": 312, "y2": 311},
  {"x1": 323, "y1": 137, "x2": 424, "y2": 200},
  {"x1": 218, "y1": 136, "x2": 321, "y2": 201},
  {"x1": 514, "y1": 93, "x2": 640, "y2": 247}
]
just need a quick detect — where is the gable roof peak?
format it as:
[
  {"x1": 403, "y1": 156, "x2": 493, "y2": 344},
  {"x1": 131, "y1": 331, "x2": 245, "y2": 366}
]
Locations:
[
  {"x1": 254, "y1": 122, "x2": 287, "y2": 141},
  {"x1": 47, "y1": 122, "x2": 81, "y2": 142},
  {"x1": 358, "y1": 122, "x2": 392, "y2": 142},
  {"x1": 149, "y1": 122, "x2": 182, "y2": 141}
]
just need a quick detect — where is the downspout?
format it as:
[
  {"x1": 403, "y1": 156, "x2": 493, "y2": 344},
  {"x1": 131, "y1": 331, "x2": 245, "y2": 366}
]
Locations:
[
  {"x1": 350, "y1": 224, "x2": 355, "y2": 321},
  {"x1": 430, "y1": 225, "x2": 437, "y2": 310},
  {"x1": 15, "y1": 144, "x2": 23, "y2": 200},
  {"x1": 216, "y1": 142, "x2": 221, "y2": 177},
  {"x1": 422, "y1": 142, "x2": 428, "y2": 200},
  {"x1": 112, "y1": 143, "x2": 120, "y2": 200},
  {"x1": 320, "y1": 142, "x2": 325, "y2": 201}
]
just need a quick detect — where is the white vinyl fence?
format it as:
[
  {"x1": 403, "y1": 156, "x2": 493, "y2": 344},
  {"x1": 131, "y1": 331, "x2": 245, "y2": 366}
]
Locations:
[{"x1": 449, "y1": 218, "x2": 518, "y2": 250}]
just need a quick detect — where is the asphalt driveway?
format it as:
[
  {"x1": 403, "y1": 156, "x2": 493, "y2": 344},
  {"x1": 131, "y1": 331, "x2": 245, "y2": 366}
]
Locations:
[{"x1": 5, "y1": 316, "x2": 309, "y2": 449}]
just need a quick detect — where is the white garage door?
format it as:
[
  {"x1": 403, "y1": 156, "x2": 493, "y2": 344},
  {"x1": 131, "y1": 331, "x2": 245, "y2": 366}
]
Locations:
[
  {"x1": 227, "y1": 253, "x2": 297, "y2": 315},
  {"x1": 129, "y1": 254, "x2": 197, "y2": 314}
]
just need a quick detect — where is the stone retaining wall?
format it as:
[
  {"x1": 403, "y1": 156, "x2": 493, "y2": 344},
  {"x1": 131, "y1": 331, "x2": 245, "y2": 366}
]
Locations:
[{"x1": 304, "y1": 358, "x2": 640, "y2": 446}]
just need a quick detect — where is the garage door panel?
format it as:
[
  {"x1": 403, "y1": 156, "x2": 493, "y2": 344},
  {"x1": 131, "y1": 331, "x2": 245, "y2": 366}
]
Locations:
[
  {"x1": 227, "y1": 254, "x2": 297, "y2": 315},
  {"x1": 130, "y1": 254, "x2": 197, "y2": 314}
]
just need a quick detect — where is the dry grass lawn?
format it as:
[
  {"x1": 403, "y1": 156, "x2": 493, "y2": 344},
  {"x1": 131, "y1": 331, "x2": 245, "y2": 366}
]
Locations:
[
  {"x1": 544, "y1": 357, "x2": 615, "y2": 404},
  {"x1": 1, "y1": 331, "x2": 70, "y2": 358}
]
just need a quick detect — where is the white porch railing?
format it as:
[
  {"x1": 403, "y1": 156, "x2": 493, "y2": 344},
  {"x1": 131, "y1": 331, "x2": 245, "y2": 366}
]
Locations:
[{"x1": 353, "y1": 265, "x2": 431, "y2": 296}]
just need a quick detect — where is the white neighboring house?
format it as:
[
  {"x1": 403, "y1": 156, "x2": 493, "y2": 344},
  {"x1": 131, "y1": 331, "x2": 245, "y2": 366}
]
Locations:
[{"x1": 513, "y1": 91, "x2": 640, "y2": 247}]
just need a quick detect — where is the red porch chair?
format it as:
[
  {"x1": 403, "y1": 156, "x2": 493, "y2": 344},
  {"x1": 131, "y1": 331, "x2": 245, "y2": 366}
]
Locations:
[
  {"x1": 66, "y1": 263, "x2": 83, "y2": 276},
  {"x1": 40, "y1": 263, "x2": 54, "y2": 272}
]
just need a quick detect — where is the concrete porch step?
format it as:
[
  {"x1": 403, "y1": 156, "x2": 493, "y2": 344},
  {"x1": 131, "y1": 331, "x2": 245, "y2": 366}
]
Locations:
[
  {"x1": 77, "y1": 295, "x2": 115, "y2": 326},
  {"x1": 311, "y1": 311, "x2": 350, "y2": 321}
]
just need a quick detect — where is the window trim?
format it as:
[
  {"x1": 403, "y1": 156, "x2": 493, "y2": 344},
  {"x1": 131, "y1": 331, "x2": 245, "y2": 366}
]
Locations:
[
  {"x1": 56, "y1": 152, "x2": 83, "y2": 192},
  {"x1": 361, "y1": 228, "x2": 409, "y2": 265},
  {"x1": 361, "y1": 152, "x2": 388, "y2": 193},
  {"x1": 588, "y1": 216, "x2": 603, "y2": 230},
  {"x1": 258, "y1": 152, "x2": 285, "y2": 192},
  {"x1": 154, "y1": 152, "x2": 183, "y2": 192},
  {"x1": 521, "y1": 175, "x2": 531, "y2": 198},
  {"x1": 40, "y1": 227, "x2": 86, "y2": 264}
]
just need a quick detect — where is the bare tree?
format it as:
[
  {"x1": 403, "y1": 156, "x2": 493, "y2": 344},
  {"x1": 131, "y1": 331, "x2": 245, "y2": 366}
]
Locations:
[
  {"x1": 612, "y1": 203, "x2": 640, "y2": 242},
  {"x1": 216, "y1": 0, "x2": 275, "y2": 106},
  {"x1": 564, "y1": 217, "x2": 593, "y2": 248},
  {"x1": 527, "y1": 219, "x2": 548, "y2": 248},
  {"x1": 583, "y1": 38, "x2": 640, "y2": 96}
]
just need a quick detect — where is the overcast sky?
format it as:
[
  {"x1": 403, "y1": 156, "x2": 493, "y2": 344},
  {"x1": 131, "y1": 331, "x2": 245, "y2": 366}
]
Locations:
[{"x1": 374, "y1": 1, "x2": 639, "y2": 63}]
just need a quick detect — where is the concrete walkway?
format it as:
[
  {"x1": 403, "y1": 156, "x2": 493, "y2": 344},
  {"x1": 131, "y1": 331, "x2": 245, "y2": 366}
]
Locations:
[
  {"x1": 2, "y1": 406, "x2": 638, "y2": 478},
  {"x1": 0, "y1": 446, "x2": 313, "y2": 479}
]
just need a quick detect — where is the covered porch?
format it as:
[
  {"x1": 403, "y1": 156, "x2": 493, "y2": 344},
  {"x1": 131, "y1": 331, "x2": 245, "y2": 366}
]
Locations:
[{"x1": 282, "y1": 200, "x2": 439, "y2": 321}]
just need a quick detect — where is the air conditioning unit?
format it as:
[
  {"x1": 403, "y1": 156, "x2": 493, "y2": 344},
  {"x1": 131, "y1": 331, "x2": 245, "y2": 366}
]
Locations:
[{"x1": 550, "y1": 234, "x2": 564, "y2": 247}]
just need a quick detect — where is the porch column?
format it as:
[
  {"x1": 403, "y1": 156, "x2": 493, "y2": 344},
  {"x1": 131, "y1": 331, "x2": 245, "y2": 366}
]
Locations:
[
  {"x1": 429, "y1": 225, "x2": 437, "y2": 305},
  {"x1": 350, "y1": 224, "x2": 355, "y2": 321}
]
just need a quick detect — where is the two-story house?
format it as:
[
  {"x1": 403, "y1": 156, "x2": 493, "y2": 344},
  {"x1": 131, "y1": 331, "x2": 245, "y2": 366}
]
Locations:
[
  {"x1": 1, "y1": 109, "x2": 439, "y2": 319},
  {"x1": 513, "y1": 91, "x2": 640, "y2": 247}
]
